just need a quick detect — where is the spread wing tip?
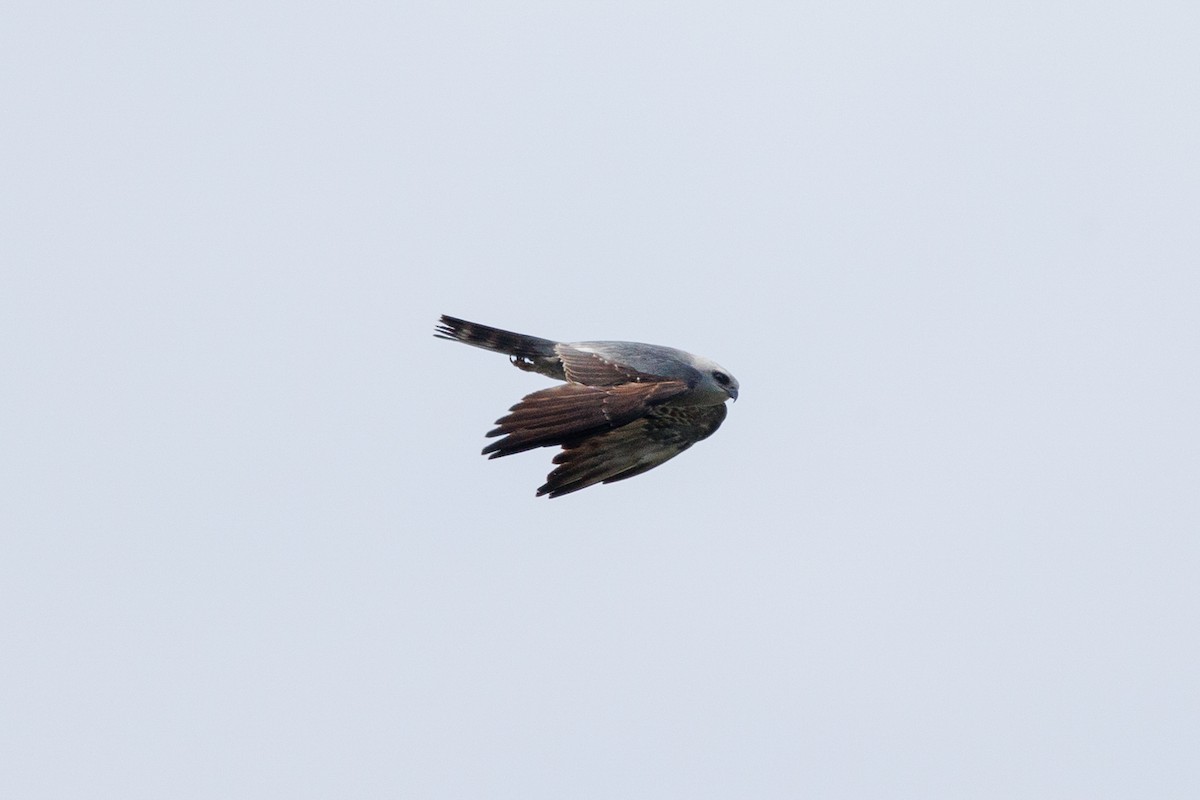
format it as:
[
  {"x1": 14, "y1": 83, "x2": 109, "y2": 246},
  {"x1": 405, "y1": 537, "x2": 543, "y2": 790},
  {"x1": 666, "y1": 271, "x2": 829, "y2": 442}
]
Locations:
[{"x1": 536, "y1": 482, "x2": 582, "y2": 499}]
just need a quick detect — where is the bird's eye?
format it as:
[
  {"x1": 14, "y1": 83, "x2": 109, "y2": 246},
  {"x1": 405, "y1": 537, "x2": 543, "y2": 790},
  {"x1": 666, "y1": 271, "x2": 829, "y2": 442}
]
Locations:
[{"x1": 713, "y1": 371, "x2": 730, "y2": 385}]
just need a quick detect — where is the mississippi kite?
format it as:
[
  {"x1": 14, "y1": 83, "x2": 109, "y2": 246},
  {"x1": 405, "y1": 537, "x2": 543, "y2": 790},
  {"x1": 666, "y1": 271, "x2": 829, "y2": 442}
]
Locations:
[{"x1": 434, "y1": 314, "x2": 739, "y2": 498}]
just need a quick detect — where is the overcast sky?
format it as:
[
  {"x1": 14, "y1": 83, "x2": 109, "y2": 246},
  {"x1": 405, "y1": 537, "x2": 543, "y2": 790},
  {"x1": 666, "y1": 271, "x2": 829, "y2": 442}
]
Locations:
[{"x1": 3, "y1": 2, "x2": 1198, "y2": 798}]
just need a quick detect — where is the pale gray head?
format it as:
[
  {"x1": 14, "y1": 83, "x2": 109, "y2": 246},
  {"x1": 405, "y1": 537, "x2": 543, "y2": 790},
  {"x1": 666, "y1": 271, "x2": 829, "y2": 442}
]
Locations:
[{"x1": 686, "y1": 354, "x2": 739, "y2": 404}]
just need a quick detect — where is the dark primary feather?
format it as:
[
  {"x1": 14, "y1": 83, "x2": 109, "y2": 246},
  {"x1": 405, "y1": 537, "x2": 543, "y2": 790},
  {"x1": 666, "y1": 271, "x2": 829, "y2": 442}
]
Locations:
[
  {"x1": 482, "y1": 380, "x2": 690, "y2": 458},
  {"x1": 537, "y1": 403, "x2": 727, "y2": 497}
]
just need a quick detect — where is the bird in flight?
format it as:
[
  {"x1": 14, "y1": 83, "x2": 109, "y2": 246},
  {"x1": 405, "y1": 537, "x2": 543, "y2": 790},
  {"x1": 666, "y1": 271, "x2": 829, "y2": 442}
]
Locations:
[{"x1": 435, "y1": 314, "x2": 739, "y2": 498}]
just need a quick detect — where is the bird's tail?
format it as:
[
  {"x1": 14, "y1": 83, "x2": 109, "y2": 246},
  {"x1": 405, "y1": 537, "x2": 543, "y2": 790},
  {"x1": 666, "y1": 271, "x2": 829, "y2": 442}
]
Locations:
[{"x1": 434, "y1": 315, "x2": 558, "y2": 359}]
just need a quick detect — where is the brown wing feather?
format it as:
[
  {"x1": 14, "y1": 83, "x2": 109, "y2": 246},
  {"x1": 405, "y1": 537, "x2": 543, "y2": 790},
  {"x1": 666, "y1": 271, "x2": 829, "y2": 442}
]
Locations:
[
  {"x1": 555, "y1": 345, "x2": 658, "y2": 386},
  {"x1": 537, "y1": 403, "x2": 728, "y2": 497},
  {"x1": 481, "y1": 380, "x2": 690, "y2": 458}
]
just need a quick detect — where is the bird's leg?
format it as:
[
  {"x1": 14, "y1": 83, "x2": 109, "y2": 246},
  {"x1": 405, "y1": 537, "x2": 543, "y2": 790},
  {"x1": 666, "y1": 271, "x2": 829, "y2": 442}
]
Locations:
[{"x1": 510, "y1": 355, "x2": 538, "y2": 372}]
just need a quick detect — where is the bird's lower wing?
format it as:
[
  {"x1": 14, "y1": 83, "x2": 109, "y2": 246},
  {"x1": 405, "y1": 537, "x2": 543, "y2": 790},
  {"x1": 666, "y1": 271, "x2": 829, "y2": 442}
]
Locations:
[
  {"x1": 482, "y1": 380, "x2": 689, "y2": 458},
  {"x1": 537, "y1": 403, "x2": 728, "y2": 498}
]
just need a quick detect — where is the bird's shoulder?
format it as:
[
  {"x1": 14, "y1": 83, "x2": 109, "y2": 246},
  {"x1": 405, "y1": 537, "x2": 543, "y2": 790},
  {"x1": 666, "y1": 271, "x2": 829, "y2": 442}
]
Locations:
[{"x1": 556, "y1": 341, "x2": 698, "y2": 386}]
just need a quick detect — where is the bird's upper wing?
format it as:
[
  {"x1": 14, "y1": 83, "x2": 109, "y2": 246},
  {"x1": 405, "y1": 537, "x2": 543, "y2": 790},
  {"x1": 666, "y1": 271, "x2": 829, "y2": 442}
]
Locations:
[
  {"x1": 537, "y1": 403, "x2": 728, "y2": 497},
  {"x1": 482, "y1": 380, "x2": 690, "y2": 458},
  {"x1": 554, "y1": 344, "x2": 661, "y2": 385}
]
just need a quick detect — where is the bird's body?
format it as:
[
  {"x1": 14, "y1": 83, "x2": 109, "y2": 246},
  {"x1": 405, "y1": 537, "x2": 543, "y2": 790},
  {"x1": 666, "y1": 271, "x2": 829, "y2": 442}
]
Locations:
[{"x1": 435, "y1": 314, "x2": 739, "y2": 497}]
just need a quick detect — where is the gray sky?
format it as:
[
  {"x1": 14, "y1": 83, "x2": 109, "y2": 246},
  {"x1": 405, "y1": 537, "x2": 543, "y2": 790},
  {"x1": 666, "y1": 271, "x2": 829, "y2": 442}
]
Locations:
[{"x1": 3, "y1": 1, "x2": 1198, "y2": 797}]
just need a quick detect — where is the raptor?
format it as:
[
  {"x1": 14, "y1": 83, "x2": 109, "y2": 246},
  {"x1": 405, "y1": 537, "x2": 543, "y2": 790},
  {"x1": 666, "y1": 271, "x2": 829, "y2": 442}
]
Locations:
[{"x1": 434, "y1": 314, "x2": 739, "y2": 498}]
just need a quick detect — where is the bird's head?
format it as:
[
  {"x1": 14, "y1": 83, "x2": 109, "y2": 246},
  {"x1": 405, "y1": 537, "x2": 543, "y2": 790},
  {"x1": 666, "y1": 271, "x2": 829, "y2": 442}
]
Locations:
[{"x1": 690, "y1": 356, "x2": 739, "y2": 403}]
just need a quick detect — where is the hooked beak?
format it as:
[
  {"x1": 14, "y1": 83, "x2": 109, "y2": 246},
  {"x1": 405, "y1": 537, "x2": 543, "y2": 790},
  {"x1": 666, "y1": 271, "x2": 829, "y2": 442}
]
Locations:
[{"x1": 727, "y1": 386, "x2": 738, "y2": 402}]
